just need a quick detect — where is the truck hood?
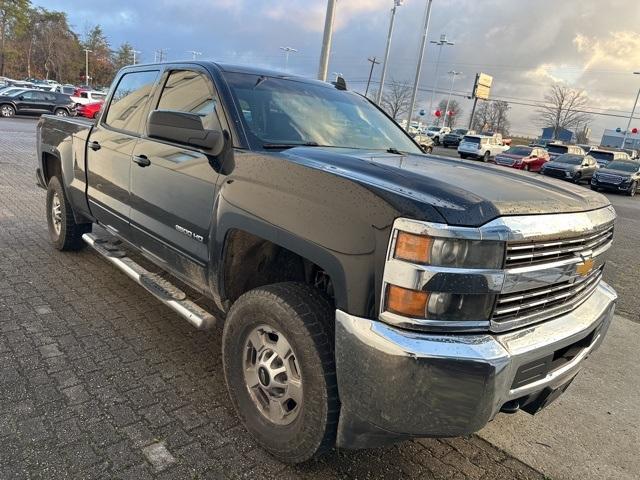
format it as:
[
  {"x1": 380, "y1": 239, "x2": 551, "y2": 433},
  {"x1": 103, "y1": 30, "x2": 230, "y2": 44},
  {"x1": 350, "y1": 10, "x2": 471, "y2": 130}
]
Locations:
[{"x1": 283, "y1": 147, "x2": 610, "y2": 227}]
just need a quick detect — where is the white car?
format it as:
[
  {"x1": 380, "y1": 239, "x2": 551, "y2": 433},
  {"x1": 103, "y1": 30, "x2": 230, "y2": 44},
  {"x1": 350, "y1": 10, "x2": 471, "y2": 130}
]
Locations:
[
  {"x1": 458, "y1": 134, "x2": 509, "y2": 162},
  {"x1": 70, "y1": 90, "x2": 107, "y2": 106},
  {"x1": 425, "y1": 125, "x2": 451, "y2": 145}
]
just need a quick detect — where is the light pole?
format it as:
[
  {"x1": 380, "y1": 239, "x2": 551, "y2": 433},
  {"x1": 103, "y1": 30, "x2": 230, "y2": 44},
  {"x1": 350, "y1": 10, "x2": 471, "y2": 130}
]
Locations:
[
  {"x1": 427, "y1": 33, "x2": 454, "y2": 120},
  {"x1": 443, "y1": 70, "x2": 461, "y2": 127},
  {"x1": 622, "y1": 71, "x2": 640, "y2": 149},
  {"x1": 132, "y1": 50, "x2": 141, "y2": 65},
  {"x1": 279, "y1": 47, "x2": 298, "y2": 71},
  {"x1": 365, "y1": 56, "x2": 380, "y2": 97},
  {"x1": 405, "y1": 0, "x2": 434, "y2": 132},
  {"x1": 187, "y1": 50, "x2": 202, "y2": 60},
  {"x1": 376, "y1": 0, "x2": 404, "y2": 104},
  {"x1": 318, "y1": 0, "x2": 338, "y2": 81},
  {"x1": 83, "y1": 49, "x2": 92, "y2": 86}
]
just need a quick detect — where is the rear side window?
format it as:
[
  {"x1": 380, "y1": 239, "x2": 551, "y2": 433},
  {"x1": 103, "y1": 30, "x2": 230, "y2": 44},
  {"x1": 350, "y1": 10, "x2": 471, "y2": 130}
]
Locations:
[
  {"x1": 104, "y1": 70, "x2": 159, "y2": 135},
  {"x1": 463, "y1": 136, "x2": 480, "y2": 144},
  {"x1": 156, "y1": 70, "x2": 219, "y2": 130}
]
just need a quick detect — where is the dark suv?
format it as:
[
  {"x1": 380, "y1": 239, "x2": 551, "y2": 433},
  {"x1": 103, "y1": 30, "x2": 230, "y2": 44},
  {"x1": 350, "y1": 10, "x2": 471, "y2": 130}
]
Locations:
[
  {"x1": 442, "y1": 128, "x2": 471, "y2": 148},
  {"x1": 540, "y1": 153, "x2": 598, "y2": 183},
  {"x1": 0, "y1": 90, "x2": 75, "y2": 117},
  {"x1": 591, "y1": 160, "x2": 640, "y2": 196}
]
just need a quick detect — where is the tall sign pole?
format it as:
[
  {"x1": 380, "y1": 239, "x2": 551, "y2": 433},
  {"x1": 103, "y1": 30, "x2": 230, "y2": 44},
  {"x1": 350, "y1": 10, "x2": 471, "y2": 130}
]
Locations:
[
  {"x1": 405, "y1": 0, "x2": 434, "y2": 132},
  {"x1": 318, "y1": 0, "x2": 338, "y2": 81},
  {"x1": 365, "y1": 56, "x2": 380, "y2": 97},
  {"x1": 376, "y1": 1, "x2": 403, "y2": 104}
]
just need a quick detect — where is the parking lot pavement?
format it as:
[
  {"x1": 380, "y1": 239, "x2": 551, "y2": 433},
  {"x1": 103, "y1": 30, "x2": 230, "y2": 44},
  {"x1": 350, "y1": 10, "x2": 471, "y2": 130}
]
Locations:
[{"x1": 0, "y1": 118, "x2": 545, "y2": 479}]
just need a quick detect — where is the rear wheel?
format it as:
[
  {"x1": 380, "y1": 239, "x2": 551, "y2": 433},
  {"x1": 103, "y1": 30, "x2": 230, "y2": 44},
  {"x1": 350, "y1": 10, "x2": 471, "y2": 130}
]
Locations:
[
  {"x1": 1, "y1": 104, "x2": 15, "y2": 117},
  {"x1": 46, "y1": 176, "x2": 91, "y2": 250},
  {"x1": 483, "y1": 151, "x2": 490, "y2": 162},
  {"x1": 222, "y1": 282, "x2": 338, "y2": 464},
  {"x1": 54, "y1": 108, "x2": 68, "y2": 117},
  {"x1": 433, "y1": 136, "x2": 440, "y2": 146}
]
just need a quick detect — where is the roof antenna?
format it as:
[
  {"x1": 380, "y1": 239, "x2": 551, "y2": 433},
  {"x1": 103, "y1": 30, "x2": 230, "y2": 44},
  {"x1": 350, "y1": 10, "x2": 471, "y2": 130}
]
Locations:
[{"x1": 332, "y1": 75, "x2": 347, "y2": 91}]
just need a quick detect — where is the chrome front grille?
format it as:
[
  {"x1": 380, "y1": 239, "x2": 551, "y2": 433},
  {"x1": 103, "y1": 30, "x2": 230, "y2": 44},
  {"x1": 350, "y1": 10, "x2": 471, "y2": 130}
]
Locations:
[
  {"x1": 505, "y1": 224, "x2": 614, "y2": 268},
  {"x1": 596, "y1": 173, "x2": 624, "y2": 185},
  {"x1": 496, "y1": 157, "x2": 515, "y2": 166},
  {"x1": 493, "y1": 266, "x2": 603, "y2": 326}
]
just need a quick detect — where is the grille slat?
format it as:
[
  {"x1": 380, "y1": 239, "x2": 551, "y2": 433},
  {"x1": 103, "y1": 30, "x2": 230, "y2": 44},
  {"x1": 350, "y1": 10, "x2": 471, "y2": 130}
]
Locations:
[{"x1": 505, "y1": 224, "x2": 614, "y2": 268}]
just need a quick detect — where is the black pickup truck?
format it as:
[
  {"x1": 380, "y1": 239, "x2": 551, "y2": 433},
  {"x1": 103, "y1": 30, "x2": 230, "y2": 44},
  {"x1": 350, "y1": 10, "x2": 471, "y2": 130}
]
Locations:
[{"x1": 37, "y1": 62, "x2": 617, "y2": 464}]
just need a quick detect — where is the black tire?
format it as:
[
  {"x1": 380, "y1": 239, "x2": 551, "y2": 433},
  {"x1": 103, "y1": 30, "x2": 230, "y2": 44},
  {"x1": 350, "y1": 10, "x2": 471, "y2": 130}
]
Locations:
[
  {"x1": 54, "y1": 108, "x2": 68, "y2": 117},
  {"x1": 460, "y1": 154, "x2": 467, "y2": 159},
  {"x1": 629, "y1": 181, "x2": 637, "y2": 197},
  {"x1": 46, "y1": 176, "x2": 91, "y2": 251},
  {"x1": 573, "y1": 172, "x2": 582, "y2": 184},
  {"x1": 1, "y1": 103, "x2": 15, "y2": 117},
  {"x1": 433, "y1": 136, "x2": 440, "y2": 146},
  {"x1": 523, "y1": 164, "x2": 530, "y2": 172},
  {"x1": 591, "y1": 185, "x2": 600, "y2": 192},
  {"x1": 483, "y1": 151, "x2": 490, "y2": 162},
  {"x1": 222, "y1": 282, "x2": 338, "y2": 464}
]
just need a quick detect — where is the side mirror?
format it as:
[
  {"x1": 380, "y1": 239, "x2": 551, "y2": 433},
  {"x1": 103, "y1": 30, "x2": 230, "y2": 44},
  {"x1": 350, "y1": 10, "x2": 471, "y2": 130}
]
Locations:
[
  {"x1": 147, "y1": 110, "x2": 225, "y2": 155},
  {"x1": 18, "y1": 95, "x2": 24, "y2": 100}
]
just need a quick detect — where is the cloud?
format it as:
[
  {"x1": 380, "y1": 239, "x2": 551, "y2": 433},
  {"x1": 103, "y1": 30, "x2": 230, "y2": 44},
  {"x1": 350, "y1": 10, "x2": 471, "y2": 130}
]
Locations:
[{"x1": 574, "y1": 31, "x2": 640, "y2": 72}]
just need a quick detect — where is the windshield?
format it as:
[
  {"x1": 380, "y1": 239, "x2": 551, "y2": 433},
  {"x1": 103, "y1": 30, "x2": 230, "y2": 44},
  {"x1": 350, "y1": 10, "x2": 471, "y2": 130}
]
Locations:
[
  {"x1": 224, "y1": 73, "x2": 421, "y2": 153},
  {"x1": 547, "y1": 145, "x2": 568, "y2": 154},
  {"x1": 554, "y1": 154, "x2": 582, "y2": 165},
  {"x1": 428, "y1": 126, "x2": 441, "y2": 132},
  {"x1": 590, "y1": 151, "x2": 614, "y2": 163},
  {"x1": 504, "y1": 146, "x2": 533, "y2": 156},
  {"x1": 454, "y1": 129, "x2": 467, "y2": 135},
  {"x1": 462, "y1": 136, "x2": 481, "y2": 144},
  {"x1": 606, "y1": 161, "x2": 639, "y2": 172}
]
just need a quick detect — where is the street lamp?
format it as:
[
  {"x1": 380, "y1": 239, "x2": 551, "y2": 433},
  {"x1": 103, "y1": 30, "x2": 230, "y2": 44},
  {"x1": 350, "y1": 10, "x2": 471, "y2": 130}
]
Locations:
[
  {"x1": 279, "y1": 46, "x2": 298, "y2": 71},
  {"x1": 132, "y1": 50, "x2": 141, "y2": 65},
  {"x1": 318, "y1": 0, "x2": 338, "y2": 81},
  {"x1": 376, "y1": 0, "x2": 404, "y2": 104},
  {"x1": 443, "y1": 71, "x2": 461, "y2": 127},
  {"x1": 622, "y1": 71, "x2": 640, "y2": 149},
  {"x1": 83, "y1": 49, "x2": 92, "y2": 86},
  {"x1": 427, "y1": 33, "x2": 455, "y2": 119},
  {"x1": 187, "y1": 50, "x2": 202, "y2": 60},
  {"x1": 405, "y1": 0, "x2": 434, "y2": 132}
]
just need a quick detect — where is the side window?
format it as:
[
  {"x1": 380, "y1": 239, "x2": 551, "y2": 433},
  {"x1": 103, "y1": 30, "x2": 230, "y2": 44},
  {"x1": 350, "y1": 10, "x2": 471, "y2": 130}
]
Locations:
[
  {"x1": 21, "y1": 91, "x2": 38, "y2": 100},
  {"x1": 104, "y1": 70, "x2": 159, "y2": 135},
  {"x1": 44, "y1": 93, "x2": 56, "y2": 102},
  {"x1": 81, "y1": 92, "x2": 88, "y2": 99},
  {"x1": 156, "y1": 70, "x2": 219, "y2": 130}
]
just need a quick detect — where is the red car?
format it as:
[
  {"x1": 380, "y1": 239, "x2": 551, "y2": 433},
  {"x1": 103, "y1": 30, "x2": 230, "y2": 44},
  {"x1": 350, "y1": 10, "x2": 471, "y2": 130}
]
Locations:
[
  {"x1": 493, "y1": 146, "x2": 550, "y2": 172},
  {"x1": 77, "y1": 101, "x2": 104, "y2": 119}
]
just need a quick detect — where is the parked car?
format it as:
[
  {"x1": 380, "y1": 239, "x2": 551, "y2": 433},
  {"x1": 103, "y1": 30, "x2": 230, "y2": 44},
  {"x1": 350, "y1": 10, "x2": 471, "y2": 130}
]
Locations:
[
  {"x1": 70, "y1": 90, "x2": 107, "y2": 106},
  {"x1": 540, "y1": 153, "x2": 598, "y2": 183},
  {"x1": 425, "y1": 125, "x2": 451, "y2": 145},
  {"x1": 458, "y1": 134, "x2": 509, "y2": 161},
  {"x1": 442, "y1": 128, "x2": 472, "y2": 148},
  {"x1": 412, "y1": 133, "x2": 434, "y2": 153},
  {"x1": 546, "y1": 143, "x2": 585, "y2": 160},
  {"x1": 55, "y1": 84, "x2": 76, "y2": 95},
  {"x1": 77, "y1": 101, "x2": 104, "y2": 119},
  {"x1": 591, "y1": 160, "x2": 640, "y2": 196},
  {"x1": 529, "y1": 138, "x2": 555, "y2": 149},
  {"x1": 589, "y1": 148, "x2": 630, "y2": 168},
  {"x1": 36, "y1": 61, "x2": 617, "y2": 464},
  {"x1": 494, "y1": 145, "x2": 550, "y2": 172},
  {"x1": 0, "y1": 90, "x2": 75, "y2": 117},
  {"x1": 577, "y1": 144, "x2": 593, "y2": 154}
]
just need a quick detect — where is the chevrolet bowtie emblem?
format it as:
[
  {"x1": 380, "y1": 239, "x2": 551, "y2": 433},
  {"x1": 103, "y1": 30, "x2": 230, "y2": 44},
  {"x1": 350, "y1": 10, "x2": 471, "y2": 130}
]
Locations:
[{"x1": 576, "y1": 258, "x2": 595, "y2": 277}]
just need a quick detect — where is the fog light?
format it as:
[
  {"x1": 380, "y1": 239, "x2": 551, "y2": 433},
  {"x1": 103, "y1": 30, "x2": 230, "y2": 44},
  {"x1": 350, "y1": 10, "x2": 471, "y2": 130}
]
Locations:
[{"x1": 386, "y1": 285, "x2": 429, "y2": 317}]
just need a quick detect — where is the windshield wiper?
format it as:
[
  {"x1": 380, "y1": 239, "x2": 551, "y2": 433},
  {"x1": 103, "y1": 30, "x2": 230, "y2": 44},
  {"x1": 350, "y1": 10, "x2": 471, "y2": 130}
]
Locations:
[
  {"x1": 263, "y1": 142, "x2": 320, "y2": 150},
  {"x1": 386, "y1": 147, "x2": 404, "y2": 155}
]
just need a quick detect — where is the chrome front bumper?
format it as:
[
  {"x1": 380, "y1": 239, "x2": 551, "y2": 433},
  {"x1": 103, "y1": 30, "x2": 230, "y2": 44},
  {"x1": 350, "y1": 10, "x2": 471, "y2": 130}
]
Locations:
[{"x1": 334, "y1": 281, "x2": 617, "y2": 449}]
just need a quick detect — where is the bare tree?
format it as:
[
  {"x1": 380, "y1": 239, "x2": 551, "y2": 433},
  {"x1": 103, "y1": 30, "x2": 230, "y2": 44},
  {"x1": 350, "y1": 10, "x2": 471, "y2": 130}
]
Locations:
[
  {"x1": 436, "y1": 99, "x2": 463, "y2": 128},
  {"x1": 575, "y1": 123, "x2": 591, "y2": 144},
  {"x1": 535, "y1": 85, "x2": 592, "y2": 139},
  {"x1": 379, "y1": 79, "x2": 412, "y2": 120},
  {"x1": 471, "y1": 100, "x2": 511, "y2": 135}
]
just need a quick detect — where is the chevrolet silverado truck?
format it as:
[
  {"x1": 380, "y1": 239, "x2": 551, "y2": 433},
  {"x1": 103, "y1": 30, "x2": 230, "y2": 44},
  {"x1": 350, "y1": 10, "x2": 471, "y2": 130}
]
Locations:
[{"x1": 36, "y1": 62, "x2": 617, "y2": 464}]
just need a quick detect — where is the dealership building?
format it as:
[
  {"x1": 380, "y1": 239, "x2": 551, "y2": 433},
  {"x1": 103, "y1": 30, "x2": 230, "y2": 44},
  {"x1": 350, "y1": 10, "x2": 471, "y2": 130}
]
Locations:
[{"x1": 600, "y1": 129, "x2": 640, "y2": 150}]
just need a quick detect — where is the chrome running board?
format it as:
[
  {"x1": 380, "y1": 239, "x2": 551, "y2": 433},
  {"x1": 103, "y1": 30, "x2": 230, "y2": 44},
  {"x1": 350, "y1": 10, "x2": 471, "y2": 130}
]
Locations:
[{"x1": 83, "y1": 233, "x2": 216, "y2": 330}]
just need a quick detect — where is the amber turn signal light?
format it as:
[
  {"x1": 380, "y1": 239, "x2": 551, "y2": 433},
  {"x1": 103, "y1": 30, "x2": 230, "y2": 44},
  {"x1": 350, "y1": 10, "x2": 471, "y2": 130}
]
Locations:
[
  {"x1": 394, "y1": 231, "x2": 432, "y2": 264},
  {"x1": 386, "y1": 284, "x2": 429, "y2": 318}
]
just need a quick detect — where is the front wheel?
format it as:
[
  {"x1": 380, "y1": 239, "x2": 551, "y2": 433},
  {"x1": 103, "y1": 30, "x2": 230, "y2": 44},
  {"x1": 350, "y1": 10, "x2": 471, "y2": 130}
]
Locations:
[
  {"x1": 573, "y1": 172, "x2": 582, "y2": 184},
  {"x1": 628, "y1": 181, "x2": 637, "y2": 197},
  {"x1": 54, "y1": 108, "x2": 68, "y2": 117},
  {"x1": 222, "y1": 283, "x2": 338, "y2": 464},
  {"x1": 459, "y1": 153, "x2": 467, "y2": 159},
  {"x1": 0, "y1": 104, "x2": 15, "y2": 117},
  {"x1": 46, "y1": 176, "x2": 91, "y2": 250},
  {"x1": 433, "y1": 136, "x2": 440, "y2": 146},
  {"x1": 483, "y1": 151, "x2": 490, "y2": 162}
]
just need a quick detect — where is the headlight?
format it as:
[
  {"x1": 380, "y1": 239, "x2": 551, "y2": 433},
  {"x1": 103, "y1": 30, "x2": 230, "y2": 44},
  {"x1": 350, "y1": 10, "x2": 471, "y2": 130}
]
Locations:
[{"x1": 394, "y1": 231, "x2": 504, "y2": 269}]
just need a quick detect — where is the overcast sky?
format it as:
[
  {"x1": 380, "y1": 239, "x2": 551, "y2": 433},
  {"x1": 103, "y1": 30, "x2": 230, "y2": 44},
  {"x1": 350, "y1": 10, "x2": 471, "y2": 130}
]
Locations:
[{"x1": 37, "y1": 0, "x2": 640, "y2": 139}]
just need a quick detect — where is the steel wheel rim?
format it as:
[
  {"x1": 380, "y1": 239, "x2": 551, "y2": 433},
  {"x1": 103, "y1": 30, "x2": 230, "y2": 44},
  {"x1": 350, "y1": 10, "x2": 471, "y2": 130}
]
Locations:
[
  {"x1": 51, "y1": 192, "x2": 62, "y2": 235},
  {"x1": 56, "y1": 110, "x2": 67, "y2": 116},
  {"x1": 243, "y1": 325, "x2": 302, "y2": 425}
]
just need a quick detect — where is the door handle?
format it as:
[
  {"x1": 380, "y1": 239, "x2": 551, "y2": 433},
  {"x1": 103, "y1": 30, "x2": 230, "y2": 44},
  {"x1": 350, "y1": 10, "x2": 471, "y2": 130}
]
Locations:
[
  {"x1": 89, "y1": 141, "x2": 101, "y2": 151},
  {"x1": 133, "y1": 154, "x2": 151, "y2": 167}
]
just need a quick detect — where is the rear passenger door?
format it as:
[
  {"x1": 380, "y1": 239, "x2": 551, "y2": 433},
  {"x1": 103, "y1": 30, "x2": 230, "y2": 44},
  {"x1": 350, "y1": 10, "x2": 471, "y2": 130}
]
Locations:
[
  {"x1": 86, "y1": 69, "x2": 160, "y2": 239},
  {"x1": 129, "y1": 68, "x2": 222, "y2": 285}
]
